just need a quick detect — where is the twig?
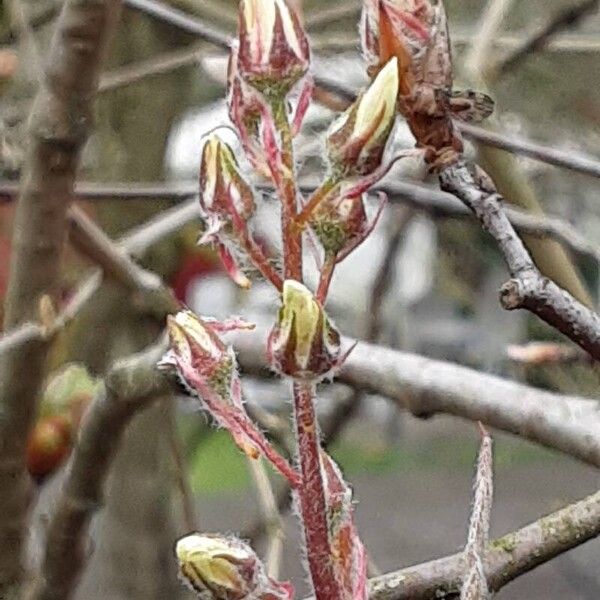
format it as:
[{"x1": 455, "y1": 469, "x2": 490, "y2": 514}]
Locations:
[
  {"x1": 122, "y1": 0, "x2": 230, "y2": 50},
  {"x1": 168, "y1": 410, "x2": 197, "y2": 534},
  {"x1": 457, "y1": 122, "x2": 600, "y2": 180},
  {"x1": 66, "y1": 206, "x2": 179, "y2": 316},
  {"x1": 439, "y1": 161, "x2": 600, "y2": 362},
  {"x1": 0, "y1": 180, "x2": 198, "y2": 202},
  {"x1": 378, "y1": 179, "x2": 600, "y2": 266},
  {"x1": 495, "y1": 0, "x2": 600, "y2": 75},
  {"x1": 0, "y1": 0, "x2": 120, "y2": 592},
  {"x1": 464, "y1": 0, "x2": 515, "y2": 78},
  {"x1": 305, "y1": 2, "x2": 360, "y2": 29},
  {"x1": 2, "y1": 178, "x2": 600, "y2": 268},
  {"x1": 363, "y1": 489, "x2": 600, "y2": 600},
  {"x1": 233, "y1": 326, "x2": 600, "y2": 469},
  {"x1": 99, "y1": 42, "x2": 205, "y2": 93},
  {"x1": 27, "y1": 339, "x2": 171, "y2": 600},
  {"x1": 4, "y1": 178, "x2": 600, "y2": 359},
  {"x1": 461, "y1": 429, "x2": 494, "y2": 599},
  {"x1": 246, "y1": 457, "x2": 285, "y2": 579},
  {"x1": 0, "y1": 200, "x2": 189, "y2": 365},
  {"x1": 313, "y1": 30, "x2": 600, "y2": 54}
]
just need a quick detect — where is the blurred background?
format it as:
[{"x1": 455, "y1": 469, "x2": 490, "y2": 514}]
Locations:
[{"x1": 1, "y1": 0, "x2": 600, "y2": 598}]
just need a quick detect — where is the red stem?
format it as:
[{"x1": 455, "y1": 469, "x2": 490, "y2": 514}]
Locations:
[
  {"x1": 292, "y1": 382, "x2": 341, "y2": 600},
  {"x1": 227, "y1": 196, "x2": 283, "y2": 291},
  {"x1": 273, "y1": 99, "x2": 303, "y2": 282},
  {"x1": 239, "y1": 230, "x2": 283, "y2": 291},
  {"x1": 316, "y1": 255, "x2": 336, "y2": 304}
]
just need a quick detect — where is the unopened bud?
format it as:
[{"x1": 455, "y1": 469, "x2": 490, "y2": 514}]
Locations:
[
  {"x1": 176, "y1": 533, "x2": 293, "y2": 600},
  {"x1": 160, "y1": 311, "x2": 234, "y2": 399},
  {"x1": 326, "y1": 58, "x2": 399, "y2": 177},
  {"x1": 237, "y1": 0, "x2": 310, "y2": 96},
  {"x1": 199, "y1": 135, "x2": 256, "y2": 237},
  {"x1": 310, "y1": 189, "x2": 373, "y2": 259},
  {"x1": 267, "y1": 280, "x2": 341, "y2": 380}
]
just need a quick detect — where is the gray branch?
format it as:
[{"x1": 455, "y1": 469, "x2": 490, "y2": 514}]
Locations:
[
  {"x1": 233, "y1": 326, "x2": 600, "y2": 468},
  {"x1": 0, "y1": 0, "x2": 120, "y2": 592},
  {"x1": 439, "y1": 161, "x2": 600, "y2": 361},
  {"x1": 366, "y1": 489, "x2": 600, "y2": 599},
  {"x1": 494, "y1": 0, "x2": 600, "y2": 75},
  {"x1": 26, "y1": 340, "x2": 170, "y2": 600}
]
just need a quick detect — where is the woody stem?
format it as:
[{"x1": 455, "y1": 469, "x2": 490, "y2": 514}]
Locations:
[
  {"x1": 272, "y1": 98, "x2": 303, "y2": 282},
  {"x1": 292, "y1": 381, "x2": 341, "y2": 600}
]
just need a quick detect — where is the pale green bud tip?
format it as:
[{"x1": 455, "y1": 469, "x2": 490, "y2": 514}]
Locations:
[
  {"x1": 281, "y1": 280, "x2": 321, "y2": 349},
  {"x1": 354, "y1": 56, "x2": 399, "y2": 139},
  {"x1": 176, "y1": 534, "x2": 250, "y2": 564},
  {"x1": 176, "y1": 534, "x2": 254, "y2": 596}
]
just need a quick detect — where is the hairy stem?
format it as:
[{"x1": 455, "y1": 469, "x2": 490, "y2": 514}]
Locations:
[
  {"x1": 316, "y1": 255, "x2": 336, "y2": 304},
  {"x1": 292, "y1": 381, "x2": 341, "y2": 600},
  {"x1": 272, "y1": 98, "x2": 302, "y2": 281}
]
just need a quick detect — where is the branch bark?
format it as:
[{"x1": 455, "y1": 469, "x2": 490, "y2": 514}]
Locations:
[
  {"x1": 0, "y1": 0, "x2": 119, "y2": 591},
  {"x1": 439, "y1": 161, "x2": 600, "y2": 361},
  {"x1": 26, "y1": 339, "x2": 170, "y2": 600},
  {"x1": 233, "y1": 327, "x2": 600, "y2": 469},
  {"x1": 365, "y1": 489, "x2": 600, "y2": 600}
]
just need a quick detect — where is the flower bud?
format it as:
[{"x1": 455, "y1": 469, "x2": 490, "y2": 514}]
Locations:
[
  {"x1": 176, "y1": 533, "x2": 293, "y2": 600},
  {"x1": 267, "y1": 280, "x2": 341, "y2": 380},
  {"x1": 227, "y1": 45, "x2": 264, "y2": 153},
  {"x1": 237, "y1": 0, "x2": 310, "y2": 95},
  {"x1": 160, "y1": 311, "x2": 236, "y2": 401},
  {"x1": 326, "y1": 58, "x2": 399, "y2": 177},
  {"x1": 199, "y1": 135, "x2": 256, "y2": 238},
  {"x1": 310, "y1": 187, "x2": 384, "y2": 260}
]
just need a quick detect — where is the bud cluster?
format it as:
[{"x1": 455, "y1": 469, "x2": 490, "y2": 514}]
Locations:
[{"x1": 163, "y1": 2, "x2": 419, "y2": 598}]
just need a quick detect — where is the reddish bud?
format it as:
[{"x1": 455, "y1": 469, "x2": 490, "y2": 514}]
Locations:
[
  {"x1": 26, "y1": 416, "x2": 72, "y2": 480},
  {"x1": 361, "y1": 0, "x2": 436, "y2": 83},
  {"x1": 321, "y1": 452, "x2": 368, "y2": 600},
  {"x1": 160, "y1": 311, "x2": 301, "y2": 487},
  {"x1": 237, "y1": 0, "x2": 310, "y2": 96},
  {"x1": 199, "y1": 135, "x2": 256, "y2": 240}
]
